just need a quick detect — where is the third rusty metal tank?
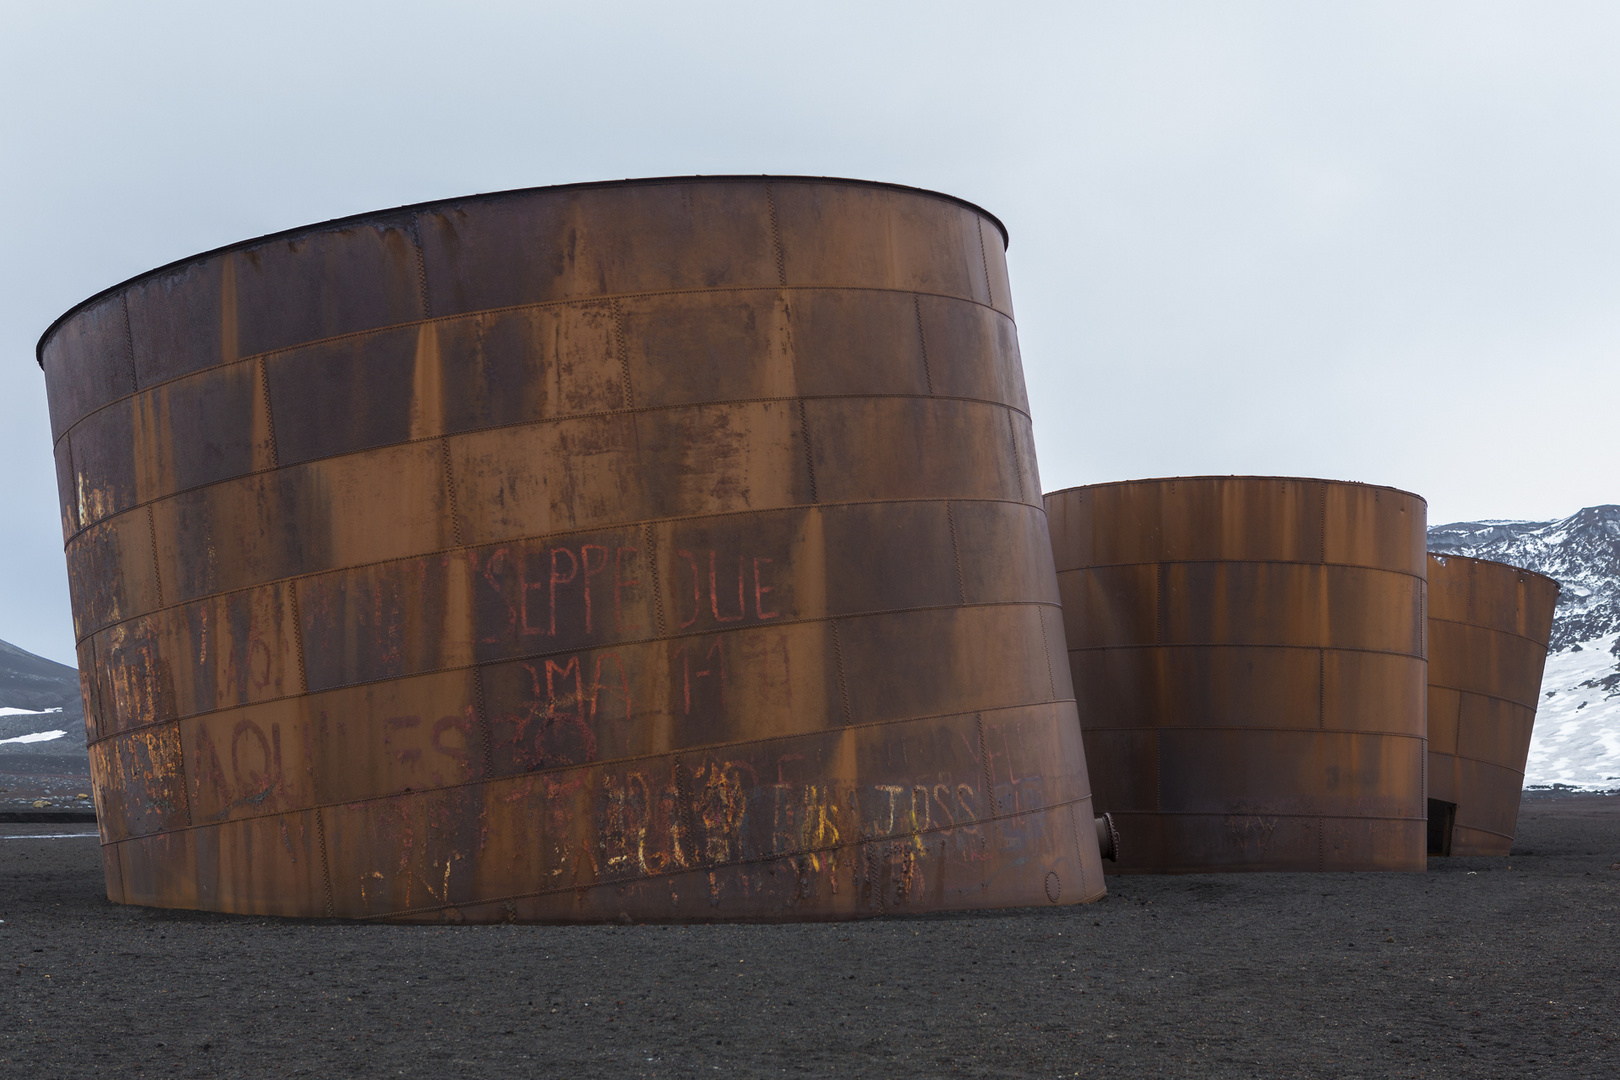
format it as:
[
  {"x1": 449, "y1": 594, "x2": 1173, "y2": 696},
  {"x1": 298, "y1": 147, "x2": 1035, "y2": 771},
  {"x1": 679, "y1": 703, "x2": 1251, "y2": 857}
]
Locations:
[
  {"x1": 40, "y1": 175, "x2": 1105, "y2": 921},
  {"x1": 1425, "y1": 552, "x2": 1559, "y2": 856},
  {"x1": 1045, "y1": 476, "x2": 1429, "y2": 873}
]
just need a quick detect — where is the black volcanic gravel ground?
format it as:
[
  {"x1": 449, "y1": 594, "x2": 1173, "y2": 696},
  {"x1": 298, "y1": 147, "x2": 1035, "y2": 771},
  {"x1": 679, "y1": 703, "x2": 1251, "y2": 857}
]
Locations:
[{"x1": 0, "y1": 794, "x2": 1615, "y2": 1079}]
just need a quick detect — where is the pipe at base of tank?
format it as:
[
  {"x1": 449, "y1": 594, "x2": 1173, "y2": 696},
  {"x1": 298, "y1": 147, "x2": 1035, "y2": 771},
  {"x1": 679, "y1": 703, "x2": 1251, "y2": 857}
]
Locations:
[{"x1": 1095, "y1": 813, "x2": 1120, "y2": 862}]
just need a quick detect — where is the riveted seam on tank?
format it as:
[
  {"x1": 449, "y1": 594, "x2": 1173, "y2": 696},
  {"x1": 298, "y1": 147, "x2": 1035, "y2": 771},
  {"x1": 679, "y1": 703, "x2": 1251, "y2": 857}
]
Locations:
[
  {"x1": 796, "y1": 399, "x2": 819, "y2": 504},
  {"x1": 640, "y1": 522, "x2": 668, "y2": 638},
  {"x1": 67, "y1": 496, "x2": 1045, "y2": 639},
  {"x1": 56, "y1": 392, "x2": 1033, "y2": 545},
  {"x1": 256, "y1": 356, "x2": 279, "y2": 468},
  {"x1": 764, "y1": 184, "x2": 787, "y2": 286},
  {"x1": 48, "y1": 285, "x2": 1018, "y2": 444},
  {"x1": 358, "y1": 796, "x2": 1094, "y2": 924},
  {"x1": 287, "y1": 584, "x2": 309, "y2": 695},
  {"x1": 610, "y1": 298, "x2": 634, "y2": 409},
  {"x1": 1317, "y1": 483, "x2": 1326, "y2": 564},
  {"x1": 944, "y1": 502, "x2": 966, "y2": 604},
  {"x1": 121, "y1": 293, "x2": 138, "y2": 393},
  {"x1": 91, "y1": 699, "x2": 1080, "y2": 843},
  {"x1": 830, "y1": 619, "x2": 852, "y2": 724},
  {"x1": 314, "y1": 806, "x2": 335, "y2": 916},
  {"x1": 81, "y1": 598, "x2": 1071, "y2": 746},
  {"x1": 975, "y1": 220, "x2": 995, "y2": 309},
  {"x1": 439, "y1": 438, "x2": 465, "y2": 548},
  {"x1": 912, "y1": 295, "x2": 934, "y2": 394},
  {"x1": 1154, "y1": 563, "x2": 1166, "y2": 645},
  {"x1": 408, "y1": 213, "x2": 433, "y2": 320},
  {"x1": 1317, "y1": 649, "x2": 1325, "y2": 731},
  {"x1": 145, "y1": 504, "x2": 164, "y2": 610}
]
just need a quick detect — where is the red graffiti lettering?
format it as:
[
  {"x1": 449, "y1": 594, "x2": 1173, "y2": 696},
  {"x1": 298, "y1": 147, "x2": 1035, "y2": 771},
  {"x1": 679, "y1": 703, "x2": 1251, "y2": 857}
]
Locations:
[
  {"x1": 753, "y1": 557, "x2": 778, "y2": 619},
  {"x1": 548, "y1": 548, "x2": 579, "y2": 636},
  {"x1": 710, "y1": 551, "x2": 745, "y2": 623},
  {"x1": 580, "y1": 544, "x2": 610, "y2": 634},
  {"x1": 589, "y1": 653, "x2": 632, "y2": 723},
  {"x1": 230, "y1": 719, "x2": 279, "y2": 802}
]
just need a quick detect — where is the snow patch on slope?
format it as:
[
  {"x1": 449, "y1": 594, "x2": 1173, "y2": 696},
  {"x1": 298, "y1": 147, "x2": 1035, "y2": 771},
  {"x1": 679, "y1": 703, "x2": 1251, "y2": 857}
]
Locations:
[{"x1": 1526, "y1": 631, "x2": 1620, "y2": 791}]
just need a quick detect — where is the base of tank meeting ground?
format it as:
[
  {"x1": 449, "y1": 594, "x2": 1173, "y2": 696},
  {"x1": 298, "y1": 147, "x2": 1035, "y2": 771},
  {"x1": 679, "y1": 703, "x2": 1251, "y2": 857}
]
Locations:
[{"x1": 39, "y1": 176, "x2": 1107, "y2": 922}]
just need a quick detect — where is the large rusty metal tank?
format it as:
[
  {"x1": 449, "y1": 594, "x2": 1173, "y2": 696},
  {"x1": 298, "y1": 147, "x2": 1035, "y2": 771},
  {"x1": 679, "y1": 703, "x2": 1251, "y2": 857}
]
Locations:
[
  {"x1": 1045, "y1": 477, "x2": 1429, "y2": 873},
  {"x1": 1425, "y1": 552, "x2": 1558, "y2": 856},
  {"x1": 39, "y1": 176, "x2": 1106, "y2": 921}
]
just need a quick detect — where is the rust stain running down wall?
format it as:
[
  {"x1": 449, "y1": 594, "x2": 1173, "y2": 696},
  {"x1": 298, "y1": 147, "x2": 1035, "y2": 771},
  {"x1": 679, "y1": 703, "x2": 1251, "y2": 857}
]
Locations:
[
  {"x1": 40, "y1": 176, "x2": 1106, "y2": 921},
  {"x1": 1426, "y1": 553, "x2": 1558, "y2": 857},
  {"x1": 1046, "y1": 477, "x2": 1428, "y2": 873}
]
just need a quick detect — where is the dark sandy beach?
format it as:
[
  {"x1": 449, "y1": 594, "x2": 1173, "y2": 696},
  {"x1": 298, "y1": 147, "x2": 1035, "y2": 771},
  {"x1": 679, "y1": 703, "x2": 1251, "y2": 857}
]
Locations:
[{"x1": 1, "y1": 793, "x2": 1614, "y2": 1079}]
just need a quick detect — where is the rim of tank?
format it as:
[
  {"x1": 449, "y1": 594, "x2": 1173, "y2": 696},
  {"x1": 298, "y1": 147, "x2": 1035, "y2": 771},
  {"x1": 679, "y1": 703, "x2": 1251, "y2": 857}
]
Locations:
[
  {"x1": 1044, "y1": 474, "x2": 1428, "y2": 506},
  {"x1": 1427, "y1": 550, "x2": 1562, "y2": 591},
  {"x1": 35, "y1": 174, "x2": 1010, "y2": 369}
]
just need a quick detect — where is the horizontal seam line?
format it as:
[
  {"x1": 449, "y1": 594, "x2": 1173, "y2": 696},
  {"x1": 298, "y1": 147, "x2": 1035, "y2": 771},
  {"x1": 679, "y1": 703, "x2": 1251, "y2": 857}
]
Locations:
[
  {"x1": 1067, "y1": 643, "x2": 1424, "y2": 660},
  {"x1": 64, "y1": 394, "x2": 1032, "y2": 544},
  {"x1": 1427, "y1": 684, "x2": 1542, "y2": 710},
  {"x1": 97, "y1": 699, "x2": 1077, "y2": 843},
  {"x1": 53, "y1": 284, "x2": 1018, "y2": 444},
  {"x1": 85, "y1": 599, "x2": 1066, "y2": 746},
  {"x1": 1054, "y1": 560, "x2": 1428, "y2": 583},
  {"x1": 1428, "y1": 753, "x2": 1526, "y2": 775},
  {"x1": 1082, "y1": 727, "x2": 1424, "y2": 739},
  {"x1": 1427, "y1": 617, "x2": 1554, "y2": 649},
  {"x1": 70, "y1": 497, "x2": 1049, "y2": 643}
]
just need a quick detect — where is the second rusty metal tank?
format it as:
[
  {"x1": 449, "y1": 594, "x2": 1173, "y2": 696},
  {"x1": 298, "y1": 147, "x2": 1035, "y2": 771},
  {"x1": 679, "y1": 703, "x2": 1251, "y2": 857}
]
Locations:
[
  {"x1": 41, "y1": 175, "x2": 1106, "y2": 921},
  {"x1": 1046, "y1": 476, "x2": 1429, "y2": 873},
  {"x1": 1425, "y1": 553, "x2": 1559, "y2": 856}
]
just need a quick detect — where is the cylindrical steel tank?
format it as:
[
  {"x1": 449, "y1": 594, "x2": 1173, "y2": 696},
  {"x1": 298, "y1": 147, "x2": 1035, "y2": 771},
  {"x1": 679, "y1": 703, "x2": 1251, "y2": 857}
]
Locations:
[
  {"x1": 1425, "y1": 553, "x2": 1558, "y2": 856},
  {"x1": 40, "y1": 176, "x2": 1105, "y2": 921},
  {"x1": 1045, "y1": 477, "x2": 1429, "y2": 873}
]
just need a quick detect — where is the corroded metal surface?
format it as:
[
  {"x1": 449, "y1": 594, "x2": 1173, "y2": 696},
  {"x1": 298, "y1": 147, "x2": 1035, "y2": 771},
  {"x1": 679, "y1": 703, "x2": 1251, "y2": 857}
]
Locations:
[
  {"x1": 40, "y1": 176, "x2": 1105, "y2": 920},
  {"x1": 1426, "y1": 553, "x2": 1558, "y2": 856},
  {"x1": 1045, "y1": 477, "x2": 1429, "y2": 873}
]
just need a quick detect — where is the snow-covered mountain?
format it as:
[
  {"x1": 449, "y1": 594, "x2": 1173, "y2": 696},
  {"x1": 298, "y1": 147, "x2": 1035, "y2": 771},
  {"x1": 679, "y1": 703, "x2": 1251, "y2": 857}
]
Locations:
[
  {"x1": 0, "y1": 638, "x2": 88, "y2": 809},
  {"x1": 1428, "y1": 505, "x2": 1620, "y2": 791}
]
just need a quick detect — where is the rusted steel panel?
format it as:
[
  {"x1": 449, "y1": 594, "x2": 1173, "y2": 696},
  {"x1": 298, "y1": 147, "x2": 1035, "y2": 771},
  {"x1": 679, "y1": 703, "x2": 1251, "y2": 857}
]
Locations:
[
  {"x1": 1426, "y1": 553, "x2": 1558, "y2": 856},
  {"x1": 41, "y1": 176, "x2": 1101, "y2": 920},
  {"x1": 1046, "y1": 476, "x2": 1428, "y2": 873}
]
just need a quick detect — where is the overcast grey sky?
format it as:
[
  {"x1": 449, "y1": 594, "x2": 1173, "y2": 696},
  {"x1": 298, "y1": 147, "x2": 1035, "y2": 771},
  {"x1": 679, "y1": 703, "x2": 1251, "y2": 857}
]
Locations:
[{"x1": 3, "y1": 2, "x2": 1617, "y2": 665}]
